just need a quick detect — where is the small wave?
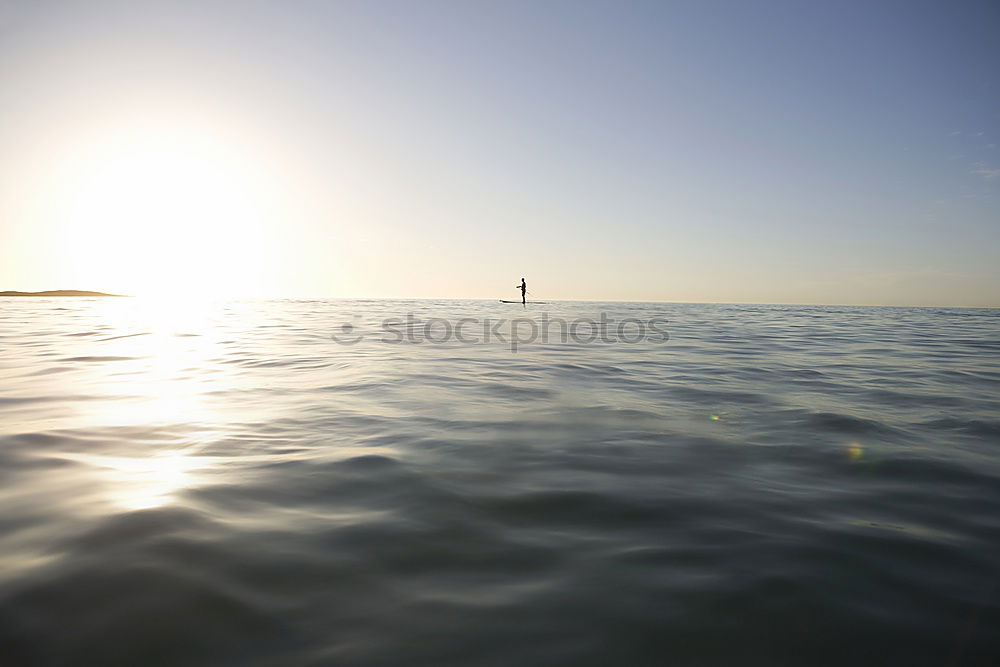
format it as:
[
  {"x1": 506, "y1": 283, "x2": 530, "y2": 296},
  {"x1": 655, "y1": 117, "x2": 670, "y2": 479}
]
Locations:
[
  {"x1": 800, "y1": 411, "x2": 902, "y2": 436},
  {"x1": 920, "y1": 417, "x2": 1000, "y2": 438},
  {"x1": 98, "y1": 332, "x2": 151, "y2": 341}
]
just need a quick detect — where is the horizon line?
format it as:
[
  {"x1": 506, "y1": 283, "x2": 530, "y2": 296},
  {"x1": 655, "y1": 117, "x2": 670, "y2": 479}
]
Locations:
[{"x1": 5, "y1": 289, "x2": 997, "y2": 309}]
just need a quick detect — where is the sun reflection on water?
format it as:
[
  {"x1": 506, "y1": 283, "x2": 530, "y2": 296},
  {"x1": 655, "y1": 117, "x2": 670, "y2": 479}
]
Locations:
[
  {"x1": 84, "y1": 450, "x2": 209, "y2": 510},
  {"x1": 81, "y1": 296, "x2": 230, "y2": 426},
  {"x1": 60, "y1": 297, "x2": 235, "y2": 509}
]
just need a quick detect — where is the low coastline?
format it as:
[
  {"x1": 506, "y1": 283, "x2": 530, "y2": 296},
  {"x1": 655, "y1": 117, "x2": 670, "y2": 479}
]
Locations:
[{"x1": 0, "y1": 290, "x2": 125, "y2": 297}]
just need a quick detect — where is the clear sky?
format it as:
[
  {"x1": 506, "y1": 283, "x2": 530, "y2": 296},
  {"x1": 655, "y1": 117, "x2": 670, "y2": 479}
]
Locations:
[{"x1": 0, "y1": 0, "x2": 997, "y2": 305}]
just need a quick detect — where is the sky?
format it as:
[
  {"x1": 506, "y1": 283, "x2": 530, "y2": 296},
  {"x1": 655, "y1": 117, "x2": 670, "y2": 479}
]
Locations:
[{"x1": 0, "y1": 0, "x2": 997, "y2": 305}]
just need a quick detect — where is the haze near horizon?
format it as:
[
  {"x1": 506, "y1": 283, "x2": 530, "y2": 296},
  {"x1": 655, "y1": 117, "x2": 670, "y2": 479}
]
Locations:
[{"x1": 0, "y1": 0, "x2": 998, "y2": 306}]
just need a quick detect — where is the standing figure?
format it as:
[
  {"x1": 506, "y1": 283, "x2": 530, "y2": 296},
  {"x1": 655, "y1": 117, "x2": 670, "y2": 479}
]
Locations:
[{"x1": 516, "y1": 278, "x2": 527, "y2": 305}]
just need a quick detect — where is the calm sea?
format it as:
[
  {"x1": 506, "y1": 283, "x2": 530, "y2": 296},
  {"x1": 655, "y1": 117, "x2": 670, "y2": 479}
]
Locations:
[{"x1": 1, "y1": 298, "x2": 998, "y2": 666}]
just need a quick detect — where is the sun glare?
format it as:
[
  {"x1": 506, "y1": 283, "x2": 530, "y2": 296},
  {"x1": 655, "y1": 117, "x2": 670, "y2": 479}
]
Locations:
[{"x1": 43, "y1": 122, "x2": 279, "y2": 297}]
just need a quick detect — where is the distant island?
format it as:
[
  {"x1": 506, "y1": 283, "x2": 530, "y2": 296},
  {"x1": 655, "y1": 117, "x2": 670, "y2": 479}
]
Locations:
[{"x1": 0, "y1": 290, "x2": 126, "y2": 297}]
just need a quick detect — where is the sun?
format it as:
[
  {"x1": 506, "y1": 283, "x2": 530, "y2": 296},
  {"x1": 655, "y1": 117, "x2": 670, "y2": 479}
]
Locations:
[{"x1": 43, "y1": 121, "x2": 280, "y2": 297}]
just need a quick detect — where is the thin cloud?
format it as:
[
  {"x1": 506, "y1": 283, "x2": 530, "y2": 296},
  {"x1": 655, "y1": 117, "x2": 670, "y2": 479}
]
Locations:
[{"x1": 970, "y1": 162, "x2": 1000, "y2": 179}]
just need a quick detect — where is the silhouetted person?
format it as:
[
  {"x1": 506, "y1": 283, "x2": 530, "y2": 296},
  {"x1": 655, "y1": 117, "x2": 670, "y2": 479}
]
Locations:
[{"x1": 516, "y1": 278, "x2": 527, "y2": 305}]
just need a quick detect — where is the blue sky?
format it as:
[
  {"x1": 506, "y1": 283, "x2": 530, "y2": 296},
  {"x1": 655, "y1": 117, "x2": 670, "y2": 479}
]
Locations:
[{"x1": 0, "y1": 0, "x2": 997, "y2": 304}]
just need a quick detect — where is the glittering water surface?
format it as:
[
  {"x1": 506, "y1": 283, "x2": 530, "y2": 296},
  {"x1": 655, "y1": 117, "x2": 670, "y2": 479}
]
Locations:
[{"x1": 1, "y1": 298, "x2": 999, "y2": 666}]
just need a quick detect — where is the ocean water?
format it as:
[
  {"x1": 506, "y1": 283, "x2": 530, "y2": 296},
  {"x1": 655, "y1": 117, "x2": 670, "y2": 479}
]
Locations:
[{"x1": 1, "y1": 298, "x2": 998, "y2": 666}]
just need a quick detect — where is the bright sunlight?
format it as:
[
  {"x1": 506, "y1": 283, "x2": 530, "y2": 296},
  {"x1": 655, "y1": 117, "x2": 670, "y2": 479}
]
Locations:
[{"x1": 39, "y1": 120, "x2": 280, "y2": 297}]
